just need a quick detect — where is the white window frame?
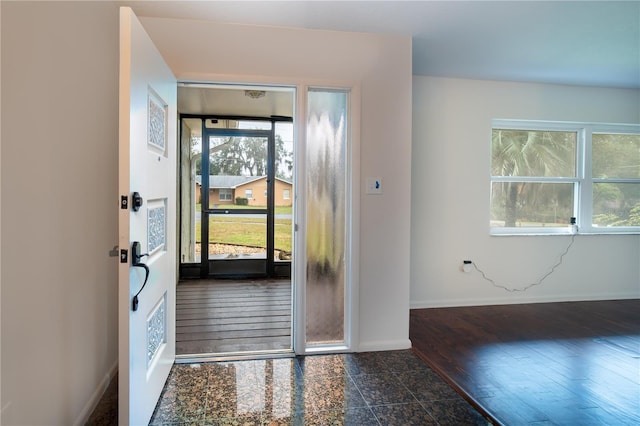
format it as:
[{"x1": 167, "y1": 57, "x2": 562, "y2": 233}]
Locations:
[
  {"x1": 491, "y1": 119, "x2": 640, "y2": 236},
  {"x1": 218, "y1": 188, "x2": 232, "y2": 201},
  {"x1": 245, "y1": 189, "x2": 253, "y2": 199},
  {"x1": 283, "y1": 189, "x2": 290, "y2": 200}
]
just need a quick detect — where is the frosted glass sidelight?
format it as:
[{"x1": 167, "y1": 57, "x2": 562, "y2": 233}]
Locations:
[{"x1": 306, "y1": 89, "x2": 348, "y2": 345}]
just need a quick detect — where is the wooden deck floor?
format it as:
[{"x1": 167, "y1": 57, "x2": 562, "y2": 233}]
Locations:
[
  {"x1": 176, "y1": 279, "x2": 292, "y2": 355},
  {"x1": 410, "y1": 299, "x2": 640, "y2": 426}
]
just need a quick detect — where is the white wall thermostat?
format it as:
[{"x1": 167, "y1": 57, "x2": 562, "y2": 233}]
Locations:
[{"x1": 366, "y1": 177, "x2": 383, "y2": 195}]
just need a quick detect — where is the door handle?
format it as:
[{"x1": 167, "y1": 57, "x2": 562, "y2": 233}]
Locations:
[
  {"x1": 131, "y1": 192, "x2": 144, "y2": 212},
  {"x1": 131, "y1": 241, "x2": 149, "y2": 311}
]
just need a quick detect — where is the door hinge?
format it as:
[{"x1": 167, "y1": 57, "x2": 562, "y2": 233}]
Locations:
[
  {"x1": 121, "y1": 195, "x2": 128, "y2": 210},
  {"x1": 120, "y1": 249, "x2": 128, "y2": 263}
]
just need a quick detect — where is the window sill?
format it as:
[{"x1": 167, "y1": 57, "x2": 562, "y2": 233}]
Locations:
[{"x1": 491, "y1": 229, "x2": 640, "y2": 236}]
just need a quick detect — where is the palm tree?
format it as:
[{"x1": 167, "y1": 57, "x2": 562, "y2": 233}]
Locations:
[{"x1": 492, "y1": 130, "x2": 575, "y2": 227}]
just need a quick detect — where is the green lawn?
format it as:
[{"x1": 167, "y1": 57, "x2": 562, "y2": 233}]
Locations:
[{"x1": 195, "y1": 216, "x2": 292, "y2": 252}]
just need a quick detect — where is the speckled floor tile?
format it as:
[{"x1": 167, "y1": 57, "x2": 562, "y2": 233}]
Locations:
[
  {"x1": 420, "y1": 397, "x2": 489, "y2": 425},
  {"x1": 302, "y1": 373, "x2": 367, "y2": 412},
  {"x1": 350, "y1": 372, "x2": 417, "y2": 406},
  {"x1": 315, "y1": 407, "x2": 380, "y2": 426},
  {"x1": 370, "y1": 402, "x2": 438, "y2": 425},
  {"x1": 208, "y1": 413, "x2": 263, "y2": 425},
  {"x1": 207, "y1": 360, "x2": 259, "y2": 386},
  {"x1": 205, "y1": 383, "x2": 264, "y2": 419},
  {"x1": 264, "y1": 380, "x2": 306, "y2": 417},
  {"x1": 397, "y1": 367, "x2": 461, "y2": 401},
  {"x1": 295, "y1": 354, "x2": 346, "y2": 377},
  {"x1": 163, "y1": 364, "x2": 209, "y2": 394},
  {"x1": 343, "y1": 351, "x2": 392, "y2": 376},
  {"x1": 380, "y1": 350, "x2": 429, "y2": 372},
  {"x1": 149, "y1": 422, "x2": 205, "y2": 426},
  {"x1": 88, "y1": 350, "x2": 488, "y2": 425},
  {"x1": 262, "y1": 410, "x2": 315, "y2": 426},
  {"x1": 149, "y1": 388, "x2": 206, "y2": 424}
]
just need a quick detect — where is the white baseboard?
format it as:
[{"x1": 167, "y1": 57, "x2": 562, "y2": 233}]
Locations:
[
  {"x1": 357, "y1": 338, "x2": 412, "y2": 352},
  {"x1": 1, "y1": 401, "x2": 13, "y2": 425},
  {"x1": 410, "y1": 292, "x2": 640, "y2": 309},
  {"x1": 73, "y1": 360, "x2": 118, "y2": 426}
]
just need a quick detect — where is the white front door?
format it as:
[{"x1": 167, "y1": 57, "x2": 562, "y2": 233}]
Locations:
[{"x1": 118, "y1": 7, "x2": 177, "y2": 425}]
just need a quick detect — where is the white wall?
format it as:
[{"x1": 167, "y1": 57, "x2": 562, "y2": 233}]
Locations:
[
  {"x1": 1, "y1": 2, "x2": 119, "y2": 425},
  {"x1": 139, "y1": 17, "x2": 414, "y2": 351},
  {"x1": 0, "y1": 4, "x2": 412, "y2": 424},
  {"x1": 0, "y1": 1, "x2": 3, "y2": 416},
  {"x1": 411, "y1": 76, "x2": 640, "y2": 308}
]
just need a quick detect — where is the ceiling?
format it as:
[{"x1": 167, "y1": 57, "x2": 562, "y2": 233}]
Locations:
[
  {"x1": 126, "y1": 0, "x2": 640, "y2": 89},
  {"x1": 178, "y1": 84, "x2": 295, "y2": 119}
]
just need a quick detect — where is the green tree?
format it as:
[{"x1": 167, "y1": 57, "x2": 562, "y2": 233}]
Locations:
[
  {"x1": 492, "y1": 130, "x2": 575, "y2": 226},
  {"x1": 628, "y1": 205, "x2": 640, "y2": 226},
  {"x1": 208, "y1": 135, "x2": 292, "y2": 178},
  {"x1": 592, "y1": 134, "x2": 640, "y2": 226}
]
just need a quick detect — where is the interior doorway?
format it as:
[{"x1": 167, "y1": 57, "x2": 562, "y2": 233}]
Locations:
[{"x1": 176, "y1": 84, "x2": 295, "y2": 358}]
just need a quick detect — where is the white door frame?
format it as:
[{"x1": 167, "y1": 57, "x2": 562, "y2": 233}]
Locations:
[
  {"x1": 293, "y1": 82, "x2": 361, "y2": 355},
  {"x1": 173, "y1": 76, "x2": 360, "y2": 356}
]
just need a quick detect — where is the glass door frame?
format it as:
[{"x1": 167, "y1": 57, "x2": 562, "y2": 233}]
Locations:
[
  {"x1": 179, "y1": 114, "x2": 293, "y2": 279},
  {"x1": 202, "y1": 126, "x2": 271, "y2": 278}
]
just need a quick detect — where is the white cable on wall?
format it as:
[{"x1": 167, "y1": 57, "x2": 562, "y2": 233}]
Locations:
[{"x1": 471, "y1": 233, "x2": 577, "y2": 292}]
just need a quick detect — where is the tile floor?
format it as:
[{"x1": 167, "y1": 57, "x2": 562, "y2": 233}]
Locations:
[{"x1": 148, "y1": 350, "x2": 490, "y2": 425}]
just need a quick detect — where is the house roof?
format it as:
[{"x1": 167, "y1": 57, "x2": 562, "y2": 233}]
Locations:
[{"x1": 195, "y1": 175, "x2": 292, "y2": 189}]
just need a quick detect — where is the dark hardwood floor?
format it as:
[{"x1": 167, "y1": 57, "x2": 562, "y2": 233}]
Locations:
[
  {"x1": 176, "y1": 279, "x2": 292, "y2": 355},
  {"x1": 410, "y1": 299, "x2": 640, "y2": 426}
]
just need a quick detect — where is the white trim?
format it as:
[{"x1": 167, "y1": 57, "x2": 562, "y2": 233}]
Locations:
[
  {"x1": 293, "y1": 82, "x2": 361, "y2": 355},
  {"x1": 172, "y1": 74, "x2": 360, "y2": 356},
  {"x1": 410, "y1": 292, "x2": 640, "y2": 309},
  {"x1": 348, "y1": 84, "x2": 361, "y2": 355},
  {"x1": 492, "y1": 119, "x2": 640, "y2": 133},
  {"x1": 357, "y1": 339, "x2": 412, "y2": 352},
  {"x1": 491, "y1": 119, "x2": 640, "y2": 236},
  {"x1": 305, "y1": 345, "x2": 350, "y2": 354},
  {"x1": 73, "y1": 360, "x2": 118, "y2": 426},
  {"x1": 293, "y1": 85, "x2": 306, "y2": 356}
]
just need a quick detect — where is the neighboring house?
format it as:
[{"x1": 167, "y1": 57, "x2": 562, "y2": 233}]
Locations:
[{"x1": 195, "y1": 175, "x2": 293, "y2": 207}]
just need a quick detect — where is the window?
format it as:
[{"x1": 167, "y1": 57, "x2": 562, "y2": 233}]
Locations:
[
  {"x1": 245, "y1": 189, "x2": 253, "y2": 199},
  {"x1": 491, "y1": 120, "x2": 640, "y2": 235},
  {"x1": 306, "y1": 87, "x2": 349, "y2": 346},
  {"x1": 219, "y1": 188, "x2": 232, "y2": 201},
  {"x1": 592, "y1": 133, "x2": 640, "y2": 228},
  {"x1": 283, "y1": 189, "x2": 290, "y2": 200}
]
